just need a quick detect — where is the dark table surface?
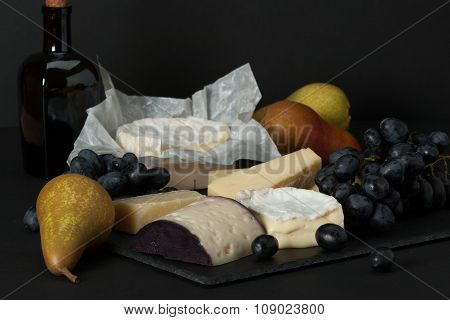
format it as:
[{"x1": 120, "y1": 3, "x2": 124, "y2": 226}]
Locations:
[{"x1": 2, "y1": 121, "x2": 450, "y2": 300}]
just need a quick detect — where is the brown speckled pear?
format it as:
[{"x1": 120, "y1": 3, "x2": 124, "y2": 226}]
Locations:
[{"x1": 36, "y1": 174, "x2": 115, "y2": 283}]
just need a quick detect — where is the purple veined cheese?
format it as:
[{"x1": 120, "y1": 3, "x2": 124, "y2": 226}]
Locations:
[{"x1": 130, "y1": 197, "x2": 265, "y2": 266}]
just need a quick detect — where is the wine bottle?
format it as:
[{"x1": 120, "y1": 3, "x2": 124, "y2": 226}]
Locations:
[{"x1": 18, "y1": 0, "x2": 102, "y2": 179}]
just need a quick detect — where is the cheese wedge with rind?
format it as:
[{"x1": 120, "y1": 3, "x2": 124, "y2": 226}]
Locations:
[
  {"x1": 113, "y1": 191, "x2": 204, "y2": 234},
  {"x1": 236, "y1": 187, "x2": 344, "y2": 249},
  {"x1": 130, "y1": 197, "x2": 264, "y2": 266},
  {"x1": 208, "y1": 148, "x2": 321, "y2": 199}
]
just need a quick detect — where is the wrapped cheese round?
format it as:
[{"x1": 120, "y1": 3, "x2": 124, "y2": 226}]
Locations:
[
  {"x1": 116, "y1": 117, "x2": 230, "y2": 157},
  {"x1": 130, "y1": 197, "x2": 264, "y2": 266}
]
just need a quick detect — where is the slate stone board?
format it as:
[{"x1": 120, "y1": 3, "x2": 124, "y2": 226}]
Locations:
[{"x1": 107, "y1": 209, "x2": 450, "y2": 285}]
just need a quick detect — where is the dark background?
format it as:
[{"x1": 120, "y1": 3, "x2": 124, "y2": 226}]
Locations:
[
  {"x1": 1, "y1": 0, "x2": 449, "y2": 129},
  {"x1": 1, "y1": 1, "x2": 450, "y2": 299}
]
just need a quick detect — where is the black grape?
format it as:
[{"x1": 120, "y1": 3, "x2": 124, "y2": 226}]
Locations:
[
  {"x1": 69, "y1": 156, "x2": 97, "y2": 180},
  {"x1": 381, "y1": 188, "x2": 401, "y2": 211},
  {"x1": 427, "y1": 176, "x2": 446, "y2": 209},
  {"x1": 364, "y1": 128, "x2": 384, "y2": 150},
  {"x1": 318, "y1": 175, "x2": 339, "y2": 195},
  {"x1": 98, "y1": 172, "x2": 128, "y2": 198},
  {"x1": 413, "y1": 178, "x2": 434, "y2": 212},
  {"x1": 344, "y1": 194, "x2": 374, "y2": 222},
  {"x1": 379, "y1": 159, "x2": 406, "y2": 186},
  {"x1": 315, "y1": 164, "x2": 335, "y2": 185},
  {"x1": 360, "y1": 162, "x2": 380, "y2": 177},
  {"x1": 428, "y1": 131, "x2": 449, "y2": 152},
  {"x1": 315, "y1": 224, "x2": 348, "y2": 250},
  {"x1": 332, "y1": 182, "x2": 357, "y2": 204},
  {"x1": 105, "y1": 157, "x2": 123, "y2": 173},
  {"x1": 78, "y1": 149, "x2": 105, "y2": 176},
  {"x1": 388, "y1": 143, "x2": 413, "y2": 158},
  {"x1": 361, "y1": 174, "x2": 390, "y2": 200},
  {"x1": 369, "y1": 203, "x2": 395, "y2": 232},
  {"x1": 369, "y1": 247, "x2": 395, "y2": 272},
  {"x1": 417, "y1": 143, "x2": 439, "y2": 163},
  {"x1": 399, "y1": 152, "x2": 425, "y2": 177},
  {"x1": 329, "y1": 147, "x2": 361, "y2": 164},
  {"x1": 379, "y1": 118, "x2": 409, "y2": 144},
  {"x1": 121, "y1": 152, "x2": 139, "y2": 174},
  {"x1": 334, "y1": 154, "x2": 360, "y2": 181}
]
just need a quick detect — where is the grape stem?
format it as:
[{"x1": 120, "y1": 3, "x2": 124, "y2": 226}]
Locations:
[
  {"x1": 425, "y1": 155, "x2": 450, "y2": 168},
  {"x1": 424, "y1": 155, "x2": 450, "y2": 182}
]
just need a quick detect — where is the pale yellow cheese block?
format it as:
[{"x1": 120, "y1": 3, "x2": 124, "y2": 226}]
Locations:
[
  {"x1": 207, "y1": 148, "x2": 321, "y2": 199},
  {"x1": 113, "y1": 191, "x2": 204, "y2": 234},
  {"x1": 208, "y1": 168, "x2": 320, "y2": 192},
  {"x1": 207, "y1": 168, "x2": 240, "y2": 185}
]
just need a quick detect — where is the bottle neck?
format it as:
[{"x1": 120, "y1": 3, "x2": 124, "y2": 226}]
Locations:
[{"x1": 43, "y1": 6, "x2": 72, "y2": 53}]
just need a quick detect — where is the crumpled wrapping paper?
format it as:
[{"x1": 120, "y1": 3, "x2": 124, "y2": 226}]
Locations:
[{"x1": 68, "y1": 64, "x2": 281, "y2": 167}]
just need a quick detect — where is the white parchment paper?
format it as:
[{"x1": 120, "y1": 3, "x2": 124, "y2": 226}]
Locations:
[{"x1": 68, "y1": 64, "x2": 281, "y2": 166}]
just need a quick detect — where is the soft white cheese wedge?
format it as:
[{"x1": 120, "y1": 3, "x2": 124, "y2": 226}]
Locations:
[
  {"x1": 116, "y1": 116, "x2": 230, "y2": 157},
  {"x1": 236, "y1": 187, "x2": 344, "y2": 249}
]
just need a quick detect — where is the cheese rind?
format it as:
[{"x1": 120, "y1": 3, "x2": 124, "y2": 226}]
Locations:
[
  {"x1": 208, "y1": 148, "x2": 321, "y2": 199},
  {"x1": 131, "y1": 197, "x2": 265, "y2": 266},
  {"x1": 113, "y1": 191, "x2": 204, "y2": 234},
  {"x1": 116, "y1": 116, "x2": 230, "y2": 157},
  {"x1": 236, "y1": 188, "x2": 344, "y2": 249},
  {"x1": 131, "y1": 220, "x2": 213, "y2": 266}
]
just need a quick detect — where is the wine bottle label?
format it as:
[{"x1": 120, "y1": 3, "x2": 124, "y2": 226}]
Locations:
[{"x1": 45, "y1": 0, "x2": 67, "y2": 7}]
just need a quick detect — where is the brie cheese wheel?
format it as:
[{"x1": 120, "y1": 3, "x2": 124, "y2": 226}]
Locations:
[
  {"x1": 116, "y1": 116, "x2": 230, "y2": 157},
  {"x1": 236, "y1": 187, "x2": 344, "y2": 249},
  {"x1": 130, "y1": 197, "x2": 264, "y2": 266}
]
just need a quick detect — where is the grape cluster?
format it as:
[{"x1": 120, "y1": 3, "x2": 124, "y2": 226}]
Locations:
[
  {"x1": 69, "y1": 149, "x2": 172, "y2": 199},
  {"x1": 315, "y1": 118, "x2": 450, "y2": 234}
]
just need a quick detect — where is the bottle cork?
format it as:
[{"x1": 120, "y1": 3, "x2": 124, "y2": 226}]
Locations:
[{"x1": 45, "y1": 0, "x2": 67, "y2": 7}]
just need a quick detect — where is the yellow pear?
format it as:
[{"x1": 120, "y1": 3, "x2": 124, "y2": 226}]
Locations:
[
  {"x1": 287, "y1": 83, "x2": 351, "y2": 129},
  {"x1": 36, "y1": 174, "x2": 115, "y2": 283}
]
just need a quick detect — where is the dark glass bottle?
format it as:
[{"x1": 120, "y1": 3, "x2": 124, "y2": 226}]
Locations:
[{"x1": 18, "y1": 5, "x2": 101, "y2": 179}]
